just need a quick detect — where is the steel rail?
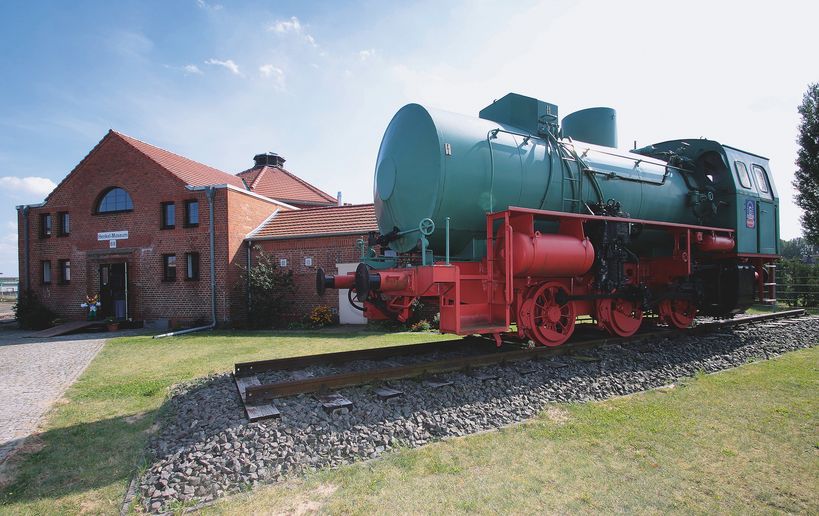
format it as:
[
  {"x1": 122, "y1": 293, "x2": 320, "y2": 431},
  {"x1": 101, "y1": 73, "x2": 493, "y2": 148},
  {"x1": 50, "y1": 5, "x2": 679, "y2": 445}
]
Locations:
[
  {"x1": 240, "y1": 309, "x2": 807, "y2": 404},
  {"x1": 234, "y1": 335, "x2": 488, "y2": 376}
]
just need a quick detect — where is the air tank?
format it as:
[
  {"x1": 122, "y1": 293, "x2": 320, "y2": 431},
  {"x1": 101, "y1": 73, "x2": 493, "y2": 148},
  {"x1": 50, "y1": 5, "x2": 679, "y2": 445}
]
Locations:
[{"x1": 373, "y1": 93, "x2": 697, "y2": 256}]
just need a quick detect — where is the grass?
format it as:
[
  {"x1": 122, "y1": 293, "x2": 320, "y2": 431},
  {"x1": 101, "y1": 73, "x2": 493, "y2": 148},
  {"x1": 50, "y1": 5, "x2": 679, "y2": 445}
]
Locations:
[
  {"x1": 746, "y1": 304, "x2": 819, "y2": 315},
  {"x1": 207, "y1": 347, "x2": 819, "y2": 515},
  {"x1": 0, "y1": 328, "x2": 455, "y2": 514},
  {"x1": 0, "y1": 329, "x2": 816, "y2": 514}
]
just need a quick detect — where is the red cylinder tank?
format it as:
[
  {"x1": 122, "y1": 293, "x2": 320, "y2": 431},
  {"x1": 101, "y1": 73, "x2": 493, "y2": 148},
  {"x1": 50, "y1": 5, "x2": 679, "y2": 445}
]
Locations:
[
  {"x1": 511, "y1": 232, "x2": 595, "y2": 277},
  {"x1": 696, "y1": 233, "x2": 735, "y2": 252}
]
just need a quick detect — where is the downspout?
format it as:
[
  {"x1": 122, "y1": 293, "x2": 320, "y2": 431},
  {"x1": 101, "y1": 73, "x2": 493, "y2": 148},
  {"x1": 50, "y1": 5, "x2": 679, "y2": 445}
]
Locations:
[
  {"x1": 22, "y1": 206, "x2": 30, "y2": 292},
  {"x1": 246, "y1": 240, "x2": 252, "y2": 323},
  {"x1": 154, "y1": 187, "x2": 217, "y2": 339},
  {"x1": 207, "y1": 186, "x2": 217, "y2": 327}
]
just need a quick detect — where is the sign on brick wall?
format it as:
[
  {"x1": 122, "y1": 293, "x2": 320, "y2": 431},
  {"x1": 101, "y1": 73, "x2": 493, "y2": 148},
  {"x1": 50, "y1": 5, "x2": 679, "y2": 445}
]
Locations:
[{"x1": 97, "y1": 230, "x2": 129, "y2": 241}]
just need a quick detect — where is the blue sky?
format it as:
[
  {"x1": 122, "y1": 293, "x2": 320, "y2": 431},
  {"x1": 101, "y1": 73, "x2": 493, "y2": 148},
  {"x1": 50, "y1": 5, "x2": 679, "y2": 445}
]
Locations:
[{"x1": 1, "y1": 0, "x2": 816, "y2": 276}]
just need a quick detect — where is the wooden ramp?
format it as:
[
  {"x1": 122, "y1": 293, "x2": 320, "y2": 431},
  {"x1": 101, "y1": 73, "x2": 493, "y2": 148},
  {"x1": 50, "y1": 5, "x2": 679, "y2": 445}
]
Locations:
[{"x1": 31, "y1": 320, "x2": 100, "y2": 338}]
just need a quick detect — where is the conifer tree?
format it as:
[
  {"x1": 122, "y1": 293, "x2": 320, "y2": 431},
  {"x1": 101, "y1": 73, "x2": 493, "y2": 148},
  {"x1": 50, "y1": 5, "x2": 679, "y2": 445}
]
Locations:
[{"x1": 794, "y1": 83, "x2": 819, "y2": 244}]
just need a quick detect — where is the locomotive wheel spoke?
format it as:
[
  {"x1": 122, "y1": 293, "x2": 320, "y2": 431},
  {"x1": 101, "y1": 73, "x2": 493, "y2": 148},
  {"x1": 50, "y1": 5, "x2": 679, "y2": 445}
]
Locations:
[{"x1": 526, "y1": 282, "x2": 576, "y2": 347}]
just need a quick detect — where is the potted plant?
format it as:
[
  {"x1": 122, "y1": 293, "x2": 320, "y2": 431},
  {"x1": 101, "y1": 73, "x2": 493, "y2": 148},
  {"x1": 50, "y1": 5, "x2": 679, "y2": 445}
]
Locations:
[{"x1": 104, "y1": 317, "x2": 120, "y2": 332}]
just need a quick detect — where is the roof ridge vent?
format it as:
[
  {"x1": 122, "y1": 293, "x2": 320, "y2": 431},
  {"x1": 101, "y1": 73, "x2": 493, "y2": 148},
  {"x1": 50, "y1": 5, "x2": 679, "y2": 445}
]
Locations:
[{"x1": 253, "y1": 152, "x2": 285, "y2": 168}]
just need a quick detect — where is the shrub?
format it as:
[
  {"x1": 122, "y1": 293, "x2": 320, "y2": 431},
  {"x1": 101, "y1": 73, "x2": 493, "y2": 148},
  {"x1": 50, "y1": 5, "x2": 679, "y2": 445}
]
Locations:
[
  {"x1": 308, "y1": 305, "x2": 335, "y2": 328},
  {"x1": 777, "y1": 258, "x2": 819, "y2": 307},
  {"x1": 13, "y1": 290, "x2": 57, "y2": 330},
  {"x1": 409, "y1": 319, "x2": 432, "y2": 332},
  {"x1": 240, "y1": 248, "x2": 295, "y2": 329}
]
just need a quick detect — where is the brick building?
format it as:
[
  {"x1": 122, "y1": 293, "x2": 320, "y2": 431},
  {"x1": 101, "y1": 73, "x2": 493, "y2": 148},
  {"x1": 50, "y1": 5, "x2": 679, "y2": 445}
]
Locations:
[
  {"x1": 246, "y1": 204, "x2": 378, "y2": 322},
  {"x1": 16, "y1": 130, "x2": 357, "y2": 327}
]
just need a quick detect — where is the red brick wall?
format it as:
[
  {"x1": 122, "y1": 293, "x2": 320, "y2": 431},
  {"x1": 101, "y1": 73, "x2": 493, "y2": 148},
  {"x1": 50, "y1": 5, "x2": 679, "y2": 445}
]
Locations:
[
  {"x1": 16, "y1": 134, "x2": 279, "y2": 327},
  {"x1": 251, "y1": 234, "x2": 365, "y2": 321},
  {"x1": 225, "y1": 191, "x2": 293, "y2": 324}
]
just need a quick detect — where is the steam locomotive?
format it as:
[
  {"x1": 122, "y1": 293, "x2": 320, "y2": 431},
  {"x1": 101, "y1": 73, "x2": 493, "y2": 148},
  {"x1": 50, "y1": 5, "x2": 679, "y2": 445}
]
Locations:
[{"x1": 318, "y1": 93, "x2": 780, "y2": 346}]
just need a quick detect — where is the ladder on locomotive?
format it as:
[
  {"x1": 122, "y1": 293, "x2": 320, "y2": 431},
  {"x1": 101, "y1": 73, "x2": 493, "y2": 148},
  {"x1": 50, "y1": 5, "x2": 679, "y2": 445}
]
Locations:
[{"x1": 558, "y1": 139, "x2": 585, "y2": 213}]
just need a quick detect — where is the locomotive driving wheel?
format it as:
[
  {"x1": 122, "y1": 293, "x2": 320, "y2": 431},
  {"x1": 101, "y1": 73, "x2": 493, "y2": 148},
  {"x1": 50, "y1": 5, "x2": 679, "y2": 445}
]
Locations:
[
  {"x1": 658, "y1": 299, "x2": 697, "y2": 329},
  {"x1": 596, "y1": 298, "x2": 643, "y2": 337},
  {"x1": 525, "y1": 282, "x2": 576, "y2": 347}
]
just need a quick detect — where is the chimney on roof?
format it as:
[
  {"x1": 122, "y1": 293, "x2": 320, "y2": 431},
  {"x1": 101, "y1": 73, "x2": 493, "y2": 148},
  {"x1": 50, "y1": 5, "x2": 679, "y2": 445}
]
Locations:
[
  {"x1": 253, "y1": 152, "x2": 285, "y2": 168},
  {"x1": 337, "y1": 191, "x2": 342, "y2": 207}
]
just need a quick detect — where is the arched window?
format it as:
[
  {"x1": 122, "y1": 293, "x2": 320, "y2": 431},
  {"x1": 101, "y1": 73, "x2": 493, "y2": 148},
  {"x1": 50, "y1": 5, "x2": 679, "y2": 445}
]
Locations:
[{"x1": 96, "y1": 187, "x2": 134, "y2": 213}]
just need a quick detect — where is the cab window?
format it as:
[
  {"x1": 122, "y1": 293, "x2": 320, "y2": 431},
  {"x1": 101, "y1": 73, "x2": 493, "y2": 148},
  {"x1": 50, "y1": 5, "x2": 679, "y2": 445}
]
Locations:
[
  {"x1": 752, "y1": 164, "x2": 770, "y2": 195},
  {"x1": 734, "y1": 161, "x2": 752, "y2": 189}
]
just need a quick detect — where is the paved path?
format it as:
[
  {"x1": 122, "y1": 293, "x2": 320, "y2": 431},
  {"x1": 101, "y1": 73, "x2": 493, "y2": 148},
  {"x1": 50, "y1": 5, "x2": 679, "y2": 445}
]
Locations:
[
  {"x1": 0, "y1": 327, "x2": 107, "y2": 465},
  {"x1": 0, "y1": 301, "x2": 13, "y2": 321}
]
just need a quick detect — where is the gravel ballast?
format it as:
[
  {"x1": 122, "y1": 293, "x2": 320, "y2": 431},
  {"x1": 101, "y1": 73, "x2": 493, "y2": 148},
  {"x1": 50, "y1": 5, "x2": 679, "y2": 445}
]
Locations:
[{"x1": 137, "y1": 317, "x2": 819, "y2": 512}]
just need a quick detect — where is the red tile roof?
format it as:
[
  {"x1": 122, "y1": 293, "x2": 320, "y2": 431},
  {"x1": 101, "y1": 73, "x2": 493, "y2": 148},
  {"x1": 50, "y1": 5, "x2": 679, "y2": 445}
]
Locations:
[
  {"x1": 236, "y1": 165, "x2": 337, "y2": 206},
  {"x1": 113, "y1": 131, "x2": 247, "y2": 189},
  {"x1": 250, "y1": 204, "x2": 377, "y2": 239}
]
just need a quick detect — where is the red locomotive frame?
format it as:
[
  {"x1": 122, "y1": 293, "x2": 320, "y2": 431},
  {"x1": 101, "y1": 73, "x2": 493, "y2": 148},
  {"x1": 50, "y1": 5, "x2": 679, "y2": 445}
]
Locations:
[{"x1": 328, "y1": 206, "x2": 772, "y2": 347}]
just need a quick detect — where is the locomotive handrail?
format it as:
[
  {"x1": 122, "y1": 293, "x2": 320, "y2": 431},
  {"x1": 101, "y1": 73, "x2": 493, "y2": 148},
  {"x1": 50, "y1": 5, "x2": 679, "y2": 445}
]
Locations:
[
  {"x1": 560, "y1": 139, "x2": 712, "y2": 192},
  {"x1": 560, "y1": 140, "x2": 671, "y2": 187},
  {"x1": 487, "y1": 127, "x2": 683, "y2": 201},
  {"x1": 504, "y1": 205, "x2": 735, "y2": 233}
]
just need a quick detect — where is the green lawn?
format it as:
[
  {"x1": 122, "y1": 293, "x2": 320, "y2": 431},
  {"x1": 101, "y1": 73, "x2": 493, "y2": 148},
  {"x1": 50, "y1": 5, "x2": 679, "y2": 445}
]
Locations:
[
  {"x1": 209, "y1": 347, "x2": 819, "y2": 515},
  {"x1": 746, "y1": 304, "x2": 819, "y2": 315},
  {"x1": 0, "y1": 329, "x2": 455, "y2": 514},
  {"x1": 0, "y1": 329, "x2": 816, "y2": 514}
]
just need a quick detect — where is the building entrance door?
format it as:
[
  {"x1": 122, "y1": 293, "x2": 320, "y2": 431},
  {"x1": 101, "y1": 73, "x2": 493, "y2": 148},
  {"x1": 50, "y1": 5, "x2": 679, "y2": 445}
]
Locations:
[{"x1": 100, "y1": 263, "x2": 128, "y2": 320}]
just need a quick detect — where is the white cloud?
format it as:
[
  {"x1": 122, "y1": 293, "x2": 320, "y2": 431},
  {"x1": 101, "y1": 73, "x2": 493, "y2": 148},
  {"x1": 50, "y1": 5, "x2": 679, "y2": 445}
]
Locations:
[
  {"x1": 270, "y1": 16, "x2": 302, "y2": 34},
  {"x1": 205, "y1": 58, "x2": 241, "y2": 76},
  {"x1": 269, "y1": 16, "x2": 318, "y2": 47},
  {"x1": 164, "y1": 64, "x2": 204, "y2": 76},
  {"x1": 258, "y1": 64, "x2": 280, "y2": 77},
  {"x1": 196, "y1": 0, "x2": 223, "y2": 10},
  {"x1": 0, "y1": 176, "x2": 57, "y2": 198},
  {"x1": 259, "y1": 64, "x2": 286, "y2": 90},
  {"x1": 358, "y1": 49, "x2": 376, "y2": 61}
]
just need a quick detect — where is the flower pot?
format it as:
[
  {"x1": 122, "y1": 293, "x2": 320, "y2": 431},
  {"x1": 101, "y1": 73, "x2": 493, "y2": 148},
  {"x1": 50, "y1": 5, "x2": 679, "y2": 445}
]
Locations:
[{"x1": 106, "y1": 323, "x2": 120, "y2": 332}]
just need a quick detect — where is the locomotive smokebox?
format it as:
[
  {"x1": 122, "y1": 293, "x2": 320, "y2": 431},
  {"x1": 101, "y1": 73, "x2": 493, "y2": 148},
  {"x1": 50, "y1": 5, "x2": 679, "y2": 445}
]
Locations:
[{"x1": 561, "y1": 107, "x2": 617, "y2": 148}]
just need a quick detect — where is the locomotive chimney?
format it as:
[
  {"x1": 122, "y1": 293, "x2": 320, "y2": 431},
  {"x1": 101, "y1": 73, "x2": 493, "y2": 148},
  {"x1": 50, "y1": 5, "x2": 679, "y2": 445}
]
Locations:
[
  {"x1": 253, "y1": 152, "x2": 286, "y2": 168},
  {"x1": 561, "y1": 107, "x2": 618, "y2": 148}
]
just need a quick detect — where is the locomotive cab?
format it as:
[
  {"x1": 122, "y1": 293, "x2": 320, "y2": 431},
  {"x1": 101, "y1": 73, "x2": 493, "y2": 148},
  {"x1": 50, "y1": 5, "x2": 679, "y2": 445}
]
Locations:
[
  {"x1": 634, "y1": 139, "x2": 780, "y2": 313},
  {"x1": 633, "y1": 139, "x2": 780, "y2": 256}
]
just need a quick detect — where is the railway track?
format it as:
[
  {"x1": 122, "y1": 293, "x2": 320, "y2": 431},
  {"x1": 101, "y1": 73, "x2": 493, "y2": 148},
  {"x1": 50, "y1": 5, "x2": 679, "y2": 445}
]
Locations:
[{"x1": 234, "y1": 309, "x2": 810, "y2": 420}]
